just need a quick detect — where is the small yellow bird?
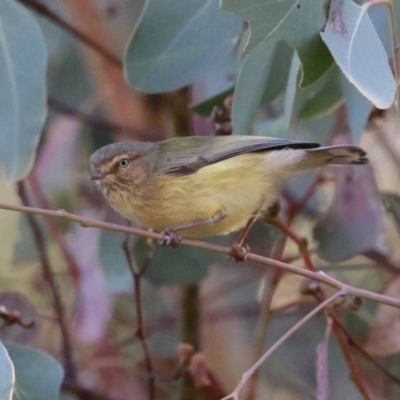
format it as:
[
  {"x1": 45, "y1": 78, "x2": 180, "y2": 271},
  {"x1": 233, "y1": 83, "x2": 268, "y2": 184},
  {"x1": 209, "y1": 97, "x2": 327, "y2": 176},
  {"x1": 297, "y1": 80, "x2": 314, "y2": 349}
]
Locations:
[{"x1": 89, "y1": 136, "x2": 368, "y2": 254}]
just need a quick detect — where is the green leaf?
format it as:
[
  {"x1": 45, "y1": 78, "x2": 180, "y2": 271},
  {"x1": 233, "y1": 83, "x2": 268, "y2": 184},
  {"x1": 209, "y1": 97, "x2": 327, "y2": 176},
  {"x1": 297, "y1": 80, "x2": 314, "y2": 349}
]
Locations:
[
  {"x1": 0, "y1": 341, "x2": 14, "y2": 400},
  {"x1": 297, "y1": 65, "x2": 344, "y2": 120},
  {"x1": 5, "y1": 344, "x2": 63, "y2": 400},
  {"x1": 284, "y1": 57, "x2": 343, "y2": 125},
  {"x1": 341, "y1": 76, "x2": 373, "y2": 144},
  {"x1": 124, "y1": 0, "x2": 241, "y2": 93},
  {"x1": 135, "y1": 239, "x2": 227, "y2": 286},
  {"x1": 221, "y1": 0, "x2": 333, "y2": 86},
  {"x1": 260, "y1": 41, "x2": 293, "y2": 106},
  {"x1": 320, "y1": 0, "x2": 395, "y2": 109},
  {"x1": 231, "y1": 40, "x2": 277, "y2": 135},
  {"x1": 0, "y1": 0, "x2": 47, "y2": 181},
  {"x1": 283, "y1": 52, "x2": 301, "y2": 129}
]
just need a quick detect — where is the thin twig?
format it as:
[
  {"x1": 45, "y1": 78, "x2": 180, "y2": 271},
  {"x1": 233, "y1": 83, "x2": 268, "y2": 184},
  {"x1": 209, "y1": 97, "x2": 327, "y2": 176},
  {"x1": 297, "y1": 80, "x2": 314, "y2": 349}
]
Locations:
[
  {"x1": 221, "y1": 291, "x2": 344, "y2": 400},
  {"x1": 29, "y1": 173, "x2": 81, "y2": 285},
  {"x1": 48, "y1": 97, "x2": 163, "y2": 141},
  {"x1": 275, "y1": 216, "x2": 372, "y2": 399},
  {"x1": 16, "y1": 0, "x2": 121, "y2": 67},
  {"x1": 1, "y1": 202, "x2": 400, "y2": 308},
  {"x1": 364, "y1": 249, "x2": 400, "y2": 274},
  {"x1": 331, "y1": 321, "x2": 371, "y2": 400},
  {"x1": 122, "y1": 236, "x2": 155, "y2": 400},
  {"x1": 179, "y1": 285, "x2": 201, "y2": 400},
  {"x1": 334, "y1": 319, "x2": 400, "y2": 388},
  {"x1": 17, "y1": 183, "x2": 77, "y2": 383}
]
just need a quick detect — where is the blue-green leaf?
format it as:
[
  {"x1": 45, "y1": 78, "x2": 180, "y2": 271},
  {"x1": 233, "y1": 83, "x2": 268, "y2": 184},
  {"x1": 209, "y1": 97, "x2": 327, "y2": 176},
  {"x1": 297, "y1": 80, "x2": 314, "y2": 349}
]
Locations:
[
  {"x1": 341, "y1": 77, "x2": 373, "y2": 144},
  {"x1": 221, "y1": 0, "x2": 333, "y2": 86},
  {"x1": 320, "y1": 0, "x2": 395, "y2": 109},
  {"x1": 125, "y1": 0, "x2": 241, "y2": 93},
  {"x1": 0, "y1": 0, "x2": 47, "y2": 181},
  {"x1": 6, "y1": 344, "x2": 63, "y2": 400},
  {"x1": 0, "y1": 341, "x2": 14, "y2": 400},
  {"x1": 232, "y1": 40, "x2": 277, "y2": 135}
]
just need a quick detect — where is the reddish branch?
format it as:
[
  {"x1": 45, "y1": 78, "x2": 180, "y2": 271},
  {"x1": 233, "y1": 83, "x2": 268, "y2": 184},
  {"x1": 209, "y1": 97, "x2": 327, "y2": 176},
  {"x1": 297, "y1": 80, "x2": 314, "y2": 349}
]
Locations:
[
  {"x1": 122, "y1": 237, "x2": 155, "y2": 400},
  {"x1": 16, "y1": 0, "x2": 121, "y2": 67},
  {"x1": 17, "y1": 182, "x2": 77, "y2": 383}
]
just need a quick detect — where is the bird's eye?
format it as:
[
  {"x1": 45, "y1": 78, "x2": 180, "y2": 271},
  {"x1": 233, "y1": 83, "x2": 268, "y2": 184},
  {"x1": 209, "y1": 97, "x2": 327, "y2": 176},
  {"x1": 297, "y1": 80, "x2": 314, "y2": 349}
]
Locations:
[{"x1": 119, "y1": 158, "x2": 129, "y2": 168}]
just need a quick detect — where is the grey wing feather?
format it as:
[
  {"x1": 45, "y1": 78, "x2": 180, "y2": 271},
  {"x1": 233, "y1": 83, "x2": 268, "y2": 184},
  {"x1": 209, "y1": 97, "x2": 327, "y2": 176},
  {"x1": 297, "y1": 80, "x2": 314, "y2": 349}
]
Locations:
[{"x1": 153, "y1": 136, "x2": 320, "y2": 175}]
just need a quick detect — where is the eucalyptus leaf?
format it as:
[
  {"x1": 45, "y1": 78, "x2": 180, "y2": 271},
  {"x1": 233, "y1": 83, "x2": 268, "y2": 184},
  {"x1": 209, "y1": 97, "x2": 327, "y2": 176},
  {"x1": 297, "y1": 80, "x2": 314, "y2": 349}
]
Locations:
[
  {"x1": 232, "y1": 40, "x2": 277, "y2": 135},
  {"x1": 261, "y1": 41, "x2": 293, "y2": 106},
  {"x1": 0, "y1": 341, "x2": 13, "y2": 400},
  {"x1": 221, "y1": 0, "x2": 333, "y2": 86},
  {"x1": 125, "y1": 0, "x2": 241, "y2": 93},
  {"x1": 297, "y1": 65, "x2": 343, "y2": 120},
  {"x1": 0, "y1": 0, "x2": 47, "y2": 181},
  {"x1": 341, "y1": 76, "x2": 373, "y2": 144},
  {"x1": 320, "y1": 0, "x2": 395, "y2": 109},
  {"x1": 5, "y1": 344, "x2": 63, "y2": 400}
]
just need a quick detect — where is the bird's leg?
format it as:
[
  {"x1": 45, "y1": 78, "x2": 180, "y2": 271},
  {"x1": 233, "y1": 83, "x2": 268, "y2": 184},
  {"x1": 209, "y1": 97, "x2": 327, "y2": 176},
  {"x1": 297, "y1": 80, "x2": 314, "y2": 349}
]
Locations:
[
  {"x1": 230, "y1": 214, "x2": 258, "y2": 262},
  {"x1": 230, "y1": 201, "x2": 280, "y2": 262},
  {"x1": 159, "y1": 210, "x2": 227, "y2": 248}
]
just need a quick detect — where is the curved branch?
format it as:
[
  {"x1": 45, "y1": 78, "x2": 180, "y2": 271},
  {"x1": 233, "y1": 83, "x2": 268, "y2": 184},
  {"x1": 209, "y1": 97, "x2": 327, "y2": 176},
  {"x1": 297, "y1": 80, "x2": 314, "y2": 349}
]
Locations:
[{"x1": 1, "y1": 201, "x2": 400, "y2": 308}]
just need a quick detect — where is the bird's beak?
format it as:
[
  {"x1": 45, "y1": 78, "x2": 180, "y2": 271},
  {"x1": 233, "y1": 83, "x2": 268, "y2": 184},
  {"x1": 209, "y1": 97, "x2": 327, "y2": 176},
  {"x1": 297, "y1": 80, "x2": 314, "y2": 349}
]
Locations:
[{"x1": 89, "y1": 169, "x2": 105, "y2": 181}]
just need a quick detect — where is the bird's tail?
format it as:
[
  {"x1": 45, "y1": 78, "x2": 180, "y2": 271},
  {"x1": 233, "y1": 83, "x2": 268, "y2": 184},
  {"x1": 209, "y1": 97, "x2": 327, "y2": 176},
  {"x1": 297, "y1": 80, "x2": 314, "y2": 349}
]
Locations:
[{"x1": 297, "y1": 145, "x2": 369, "y2": 171}]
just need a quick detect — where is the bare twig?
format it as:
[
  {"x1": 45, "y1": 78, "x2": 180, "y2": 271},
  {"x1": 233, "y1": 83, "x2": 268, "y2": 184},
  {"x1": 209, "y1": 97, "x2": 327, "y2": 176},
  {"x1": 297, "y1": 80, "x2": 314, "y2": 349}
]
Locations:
[
  {"x1": 334, "y1": 319, "x2": 400, "y2": 388},
  {"x1": 16, "y1": 0, "x2": 121, "y2": 67},
  {"x1": 180, "y1": 285, "x2": 201, "y2": 400},
  {"x1": 122, "y1": 236, "x2": 155, "y2": 400},
  {"x1": 16, "y1": 183, "x2": 77, "y2": 383},
  {"x1": 48, "y1": 97, "x2": 163, "y2": 141},
  {"x1": 332, "y1": 321, "x2": 371, "y2": 400},
  {"x1": 274, "y1": 216, "x2": 372, "y2": 399},
  {"x1": 221, "y1": 291, "x2": 344, "y2": 400},
  {"x1": 1, "y1": 202, "x2": 400, "y2": 308},
  {"x1": 29, "y1": 173, "x2": 81, "y2": 286}
]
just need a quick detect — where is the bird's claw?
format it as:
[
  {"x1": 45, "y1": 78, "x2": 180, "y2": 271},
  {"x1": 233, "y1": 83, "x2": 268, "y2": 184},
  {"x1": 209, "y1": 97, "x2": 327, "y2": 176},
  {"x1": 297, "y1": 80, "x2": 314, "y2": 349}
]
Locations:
[
  {"x1": 229, "y1": 243, "x2": 250, "y2": 262},
  {"x1": 159, "y1": 230, "x2": 182, "y2": 249}
]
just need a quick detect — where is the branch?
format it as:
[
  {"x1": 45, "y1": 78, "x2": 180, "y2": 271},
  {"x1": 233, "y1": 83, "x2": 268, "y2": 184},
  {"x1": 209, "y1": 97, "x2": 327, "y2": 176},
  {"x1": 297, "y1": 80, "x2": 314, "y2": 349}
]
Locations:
[
  {"x1": 16, "y1": 0, "x2": 121, "y2": 67},
  {"x1": 2, "y1": 201, "x2": 400, "y2": 308},
  {"x1": 122, "y1": 237, "x2": 155, "y2": 400},
  {"x1": 221, "y1": 291, "x2": 344, "y2": 400},
  {"x1": 48, "y1": 97, "x2": 163, "y2": 141},
  {"x1": 16, "y1": 184, "x2": 77, "y2": 383}
]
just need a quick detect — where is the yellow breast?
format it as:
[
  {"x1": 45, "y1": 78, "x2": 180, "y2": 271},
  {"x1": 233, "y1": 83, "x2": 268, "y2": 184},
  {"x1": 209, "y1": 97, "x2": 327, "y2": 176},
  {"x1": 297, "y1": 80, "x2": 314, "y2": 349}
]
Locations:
[{"x1": 107, "y1": 154, "x2": 273, "y2": 236}]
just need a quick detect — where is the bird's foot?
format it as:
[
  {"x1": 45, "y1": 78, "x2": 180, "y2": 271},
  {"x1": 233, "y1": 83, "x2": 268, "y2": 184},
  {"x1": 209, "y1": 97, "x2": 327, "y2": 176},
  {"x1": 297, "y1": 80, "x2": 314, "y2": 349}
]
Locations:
[
  {"x1": 229, "y1": 243, "x2": 250, "y2": 262},
  {"x1": 159, "y1": 230, "x2": 182, "y2": 249}
]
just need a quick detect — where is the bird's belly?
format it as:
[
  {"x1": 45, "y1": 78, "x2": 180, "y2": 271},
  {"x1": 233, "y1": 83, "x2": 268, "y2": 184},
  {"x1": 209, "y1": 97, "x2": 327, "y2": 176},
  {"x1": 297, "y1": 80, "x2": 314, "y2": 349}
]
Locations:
[{"x1": 117, "y1": 153, "x2": 281, "y2": 237}]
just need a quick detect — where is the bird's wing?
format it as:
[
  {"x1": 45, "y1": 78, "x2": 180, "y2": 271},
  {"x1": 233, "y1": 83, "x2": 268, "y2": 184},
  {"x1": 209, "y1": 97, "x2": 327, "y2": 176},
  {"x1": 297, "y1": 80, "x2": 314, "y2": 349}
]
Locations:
[{"x1": 152, "y1": 136, "x2": 320, "y2": 175}]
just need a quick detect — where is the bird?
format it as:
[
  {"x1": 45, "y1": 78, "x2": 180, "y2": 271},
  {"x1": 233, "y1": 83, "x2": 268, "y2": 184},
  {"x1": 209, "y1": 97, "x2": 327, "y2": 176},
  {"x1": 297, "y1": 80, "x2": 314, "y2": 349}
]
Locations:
[{"x1": 89, "y1": 135, "x2": 368, "y2": 258}]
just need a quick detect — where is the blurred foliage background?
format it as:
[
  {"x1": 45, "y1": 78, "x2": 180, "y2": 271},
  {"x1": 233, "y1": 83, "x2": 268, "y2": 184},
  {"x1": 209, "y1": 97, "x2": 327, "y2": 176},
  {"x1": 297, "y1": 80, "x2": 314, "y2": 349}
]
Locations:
[{"x1": 1, "y1": 0, "x2": 400, "y2": 399}]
